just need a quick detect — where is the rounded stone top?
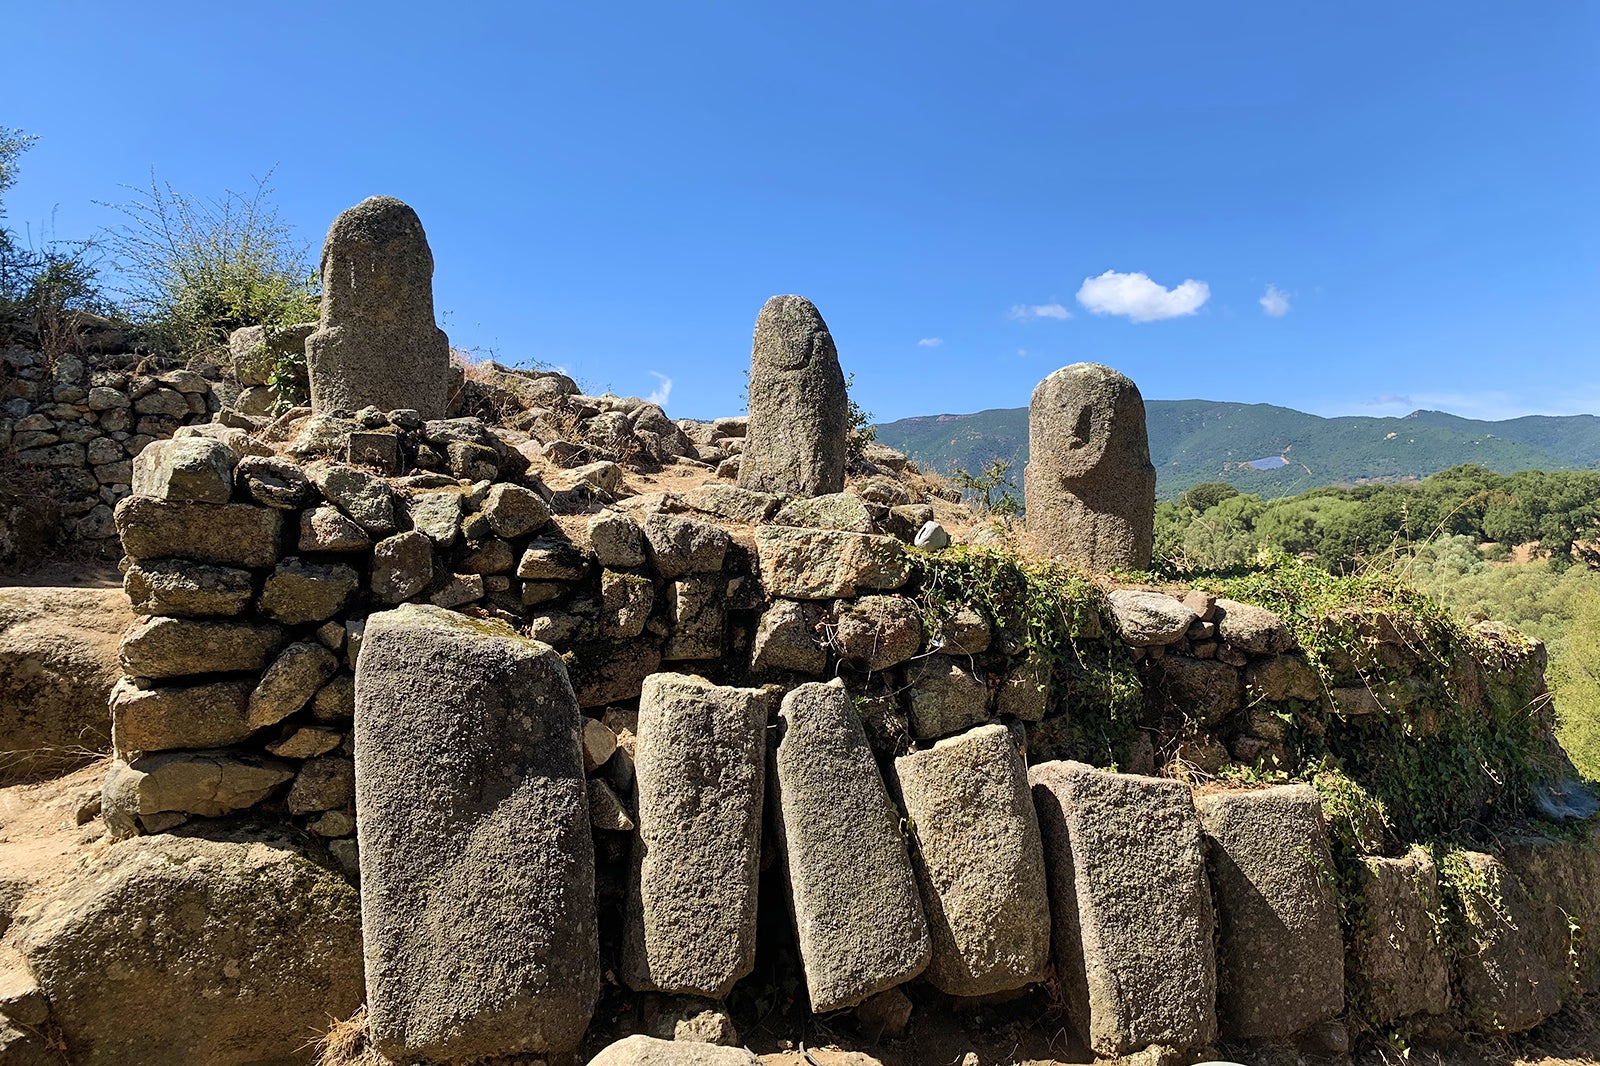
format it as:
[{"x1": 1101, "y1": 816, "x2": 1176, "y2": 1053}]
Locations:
[
  {"x1": 752, "y1": 295, "x2": 833, "y2": 372},
  {"x1": 319, "y1": 197, "x2": 433, "y2": 275},
  {"x1": 1029, "y1": 361, "x2": 1148, "y2": 479}
]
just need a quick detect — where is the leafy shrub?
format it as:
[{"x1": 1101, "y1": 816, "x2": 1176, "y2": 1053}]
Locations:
[{"x1": 101, "y1": 169, "x2": 318, "y2": 355}]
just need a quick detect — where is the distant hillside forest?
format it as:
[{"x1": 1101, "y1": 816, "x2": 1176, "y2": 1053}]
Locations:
[
  {"x1": 1156, "y1": 464, "x2": 1600, "y2": 780},
  {"x1": 872, "y1": 399, "x2": 1600, "y2": 500}
]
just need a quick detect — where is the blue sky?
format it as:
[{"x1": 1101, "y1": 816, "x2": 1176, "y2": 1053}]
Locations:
[{"x1": 6, "y1": 3, "x2": 1597, "y2": 423}]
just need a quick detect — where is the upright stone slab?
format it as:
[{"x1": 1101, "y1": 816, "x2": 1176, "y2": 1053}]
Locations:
[
  {"x1": 306, "y1": 196, "x2": 450, "y2": 417},
  {"x1": 1029, "y1": 761, "x2": 1216, "y2": 1055},
  {"x1": 624, "y1": 672, "x2": 774, "y2": 998},
  {"x1": 1023, "y1": 362, "x2": 1156, "y2": 572},
  {"x1": 772, "y1": 681, "x2": 931, "y2": 1011},
  {"x1": 354, "y1": 603, "x2": 598, "y2": 1060},
  {"x1": 1194, "y1": 784, "x2": 1344, "y2": 1040},
  {"x1": 738, "y1": 295, "x2": 848, "y2": 498},
  {"x1": 1351, "y1": 847, "x2": 1450, "y2": 1025},
  {"x1": 894, "y1": 723, "x2": 1051, "y2": 996},
  {"x1": 1448, "y1": 849, "x2": 1565, "y2": 1033}
]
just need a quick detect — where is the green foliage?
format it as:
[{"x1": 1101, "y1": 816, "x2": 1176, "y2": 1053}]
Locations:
[
  {"x1": 0, "y1": 127, "x2": 38, "y2": 219},
  {"x1": 949, "y1": 457, "x2": 1021, "y2": 517},
  {"x1": 265, "y1": 338, "x2": 309, "y2": 410},
  {"x1": 1211, "y1": 555, "x2": 1554, "y2": 842},
  {"x1": 844, "y1": 371, "x2": 876, "y2": 461},
  {"x1": 101, "y1": 169, "x2": 319, "y2": 355},
  {"x1": 0, "y1": 130, "x2": 112, "y2": 353},
  {"x1": 910, "y1": 546, "x2": 1143, "y2": 765}
]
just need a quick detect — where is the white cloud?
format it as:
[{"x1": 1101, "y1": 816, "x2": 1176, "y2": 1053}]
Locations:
[
  {"x1": 917, "y1": 337, "x2": 943, "y2": 347},
  {"x1": 1075, "y1": 270, "x2": 1209, "y2": 323},
  {"x1": 646, "y1": 371, "x2": 672, "y2": 408},
  {"x1": 1007, "y1": 302, "x2": 1073, "y2": 321},
  {"x1": 1260, "y1": 284, "x2": 1291, "y2": 318}
]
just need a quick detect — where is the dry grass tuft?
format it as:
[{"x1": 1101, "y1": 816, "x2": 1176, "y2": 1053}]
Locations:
[{"x1": 314, "y1": 1007, "x2": 388, "y2": 1066}]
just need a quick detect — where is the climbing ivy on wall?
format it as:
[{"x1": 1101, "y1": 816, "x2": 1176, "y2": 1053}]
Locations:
[{"x1": 910, "y1": 545, "x2": 1143, "y2": 767}]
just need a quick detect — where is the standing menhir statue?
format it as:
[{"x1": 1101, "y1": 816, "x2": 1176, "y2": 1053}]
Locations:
[
  {"x1": 307, "y1": 196, "x2": 451, "y2": 418},
  {"x1": 1024, "y1": 362, "x2": 1156, "y2": 572},
  {"x1": 739, "y1": 295, "x2": 849, "y2": 498}
]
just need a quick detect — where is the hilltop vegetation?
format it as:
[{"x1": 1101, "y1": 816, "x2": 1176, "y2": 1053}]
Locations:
[
  {"x1": 1153, "y1": 464, "x2": 1600, "y2": 779},
  {"x1": 873, "y1": 399, "x2": 1600, "y2": 500}
]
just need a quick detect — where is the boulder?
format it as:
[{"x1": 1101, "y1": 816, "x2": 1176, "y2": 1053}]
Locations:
[
  {"x1": 1351, "y1": 847, "x2": 1450, "y2": 1025},
  {"x1": 118, "y1": 616, "x2": 282, "y2": 680},
  {"x1": 588, "y1": 1035, "x2": 760, "y2": 1066},
  {"x1": 681, "y1": 483, "x2": 781, "y2": 525},
  {"x1": 0, "y1": 586, "x2": 132, "y2": 781},
  {"x1": 1448, "y1": 849, "x2": 1565, "y2": 1032},
  {"x1": 16, "y1": 830, "x2": 364, "y2": 1066},
  {"x1": 1106, "y1": 590, "x2": 1196, "y2": 648},
  {"x1": 905, "y1": 655, "x2": 990, "y2": 739},
  {"x1": 772, "y1": 492, "x2": 876, "y2": 533},
  {"x1": 308, "y1": 462, "x2": 397, "y2": 534},
  {"x1": 130, "y1": 437, "x2": 233, "y2": 504},
  {"x1": 258, "y1": 558, "x2": 360, "y2": 625},
  {"x1": 370, "y1": 530, "x2": 434, "y2": 604},
  {"x1": 751, "y1": 599, "x2": 827, "y2": 675},
  {"x1": 114, "y1": 496, "x2": 283, "y2": 569},
  {"x1": 248, "y1": 641, "x2": 339, "y2": 728},
  {"x1": 772, "y1": 681, "x2": 931, "y2": 1011},
  {"x1": 1501, "y1": 827, "x2": 1600, "y2": 995},
  {"x1": 894, "y1": 723, "x2": 1051, "y2": 995},
  {"x1": 643, "y1": 513, "x2": 729, "y2": 578},
  {"x1": 109, "y1": 677, "x2": 255, "y2": 753},
  {"x1": 1214, "y1": 598, "x2": 1294, "y2": 655},
  {"x1": 1153, "y1": 657, "x2": 1241, "y2": 725},
  {"x1": 1245, "y1": 654, "x2": 1321, "y2": 702},
  {"x1": 299, "y1": 505, "x2": 371, "y2": 552},
  {"x1": 235, "y1": 454, "x2": 318, "y2": 509},
  {"x1": 662, "y1": 576, "x2": 724, "y2": 661},
  {"x1": 355, "y1": 604, "x2": 598, "y2": 1058},
  {"x1": 229, "y1": 322, "x2": 317, "y2": 386},
  {"x1": 1030, "y1": 761, "x2": 1216, "y2": 1054},
  {"x1": 587, "y1": 509, "x2": 646, "y2": 567},
  {"x1": 830, "y1": 595, "x2": 923, "y2": 671},
  {"x1": 754, "y1": 527, "x2": 910, "y2": 599},
  {"x1": 739, "y1": 295, "x2": 849, "y2": 498},
  {"x1": 1194, "y1": 784, "x2": 1344, "y2": 1040},
  {"x1": 625, "y1": 673, "x2": 774, "y2": 998},
  {"x1": 482, "y1": 482, "x2": 552, "y2": 538},
  {"x1": 403, "y1": 489, "x2": 463, "y2": 546},
  {"x1": 568, "y1": 639, "x2": 662, "y2": 708}
]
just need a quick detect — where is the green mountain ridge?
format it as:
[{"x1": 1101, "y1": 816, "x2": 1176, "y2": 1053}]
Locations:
[{"x1": 873, "y1": 400, "x2": 1600, "y2": 500}]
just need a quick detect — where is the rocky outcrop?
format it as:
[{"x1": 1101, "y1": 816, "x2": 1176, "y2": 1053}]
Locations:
[
  {"x1": 15, "y1": 829, "x2": 363, "y2": 1066},
  {"x1": 0, "y1": 585, "x2": 133, "y2": 782}
]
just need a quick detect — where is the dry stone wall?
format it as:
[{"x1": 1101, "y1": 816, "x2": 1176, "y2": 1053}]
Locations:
[
  {"x1": 0, "y1": 343, "x2": 222, "y2": 565},
  {"x1": 96, "y1": 401, "x2": 1600, "y2": 1060}
]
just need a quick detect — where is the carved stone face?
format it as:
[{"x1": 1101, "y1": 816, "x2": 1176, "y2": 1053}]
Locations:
[{"x1": 1033, "y1": 365, "x2": 1123, "y2": 480}]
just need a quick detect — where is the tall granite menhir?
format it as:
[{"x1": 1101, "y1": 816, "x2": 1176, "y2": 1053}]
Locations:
[
  {"x1": 307, "y1": 196, "x2": 451, "y2": 418},
  {"x1": 1024, "y1": 362, "x2": 1156, "y2": 572},
  {"x1": 353, "y1": 604, "x2": 598, "y2": 1061},
  {"x1": 739, "y1": 295, "x2": 849, "y2": 498}
]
